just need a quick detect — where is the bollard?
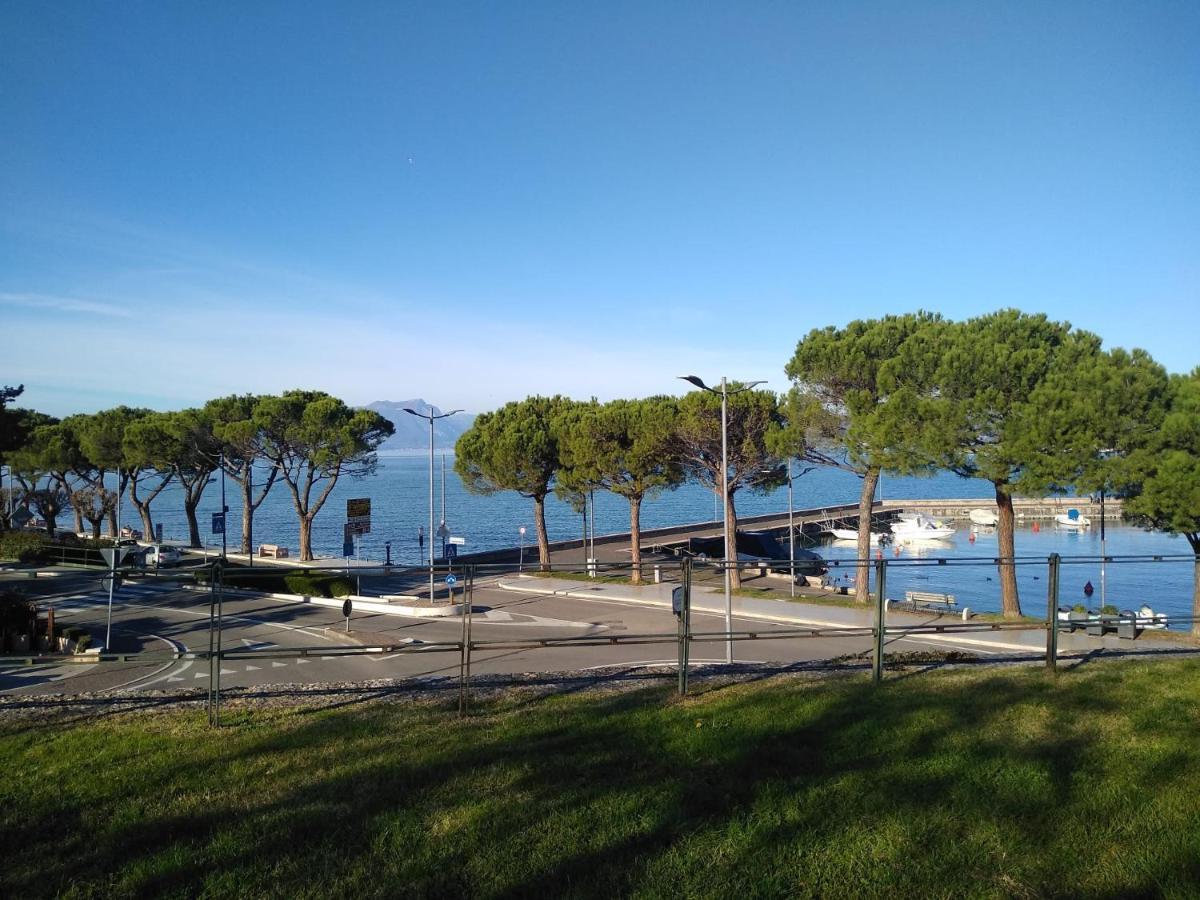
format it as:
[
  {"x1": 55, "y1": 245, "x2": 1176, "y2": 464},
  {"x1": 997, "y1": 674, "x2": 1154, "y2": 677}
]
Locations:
[
  {"x1": 872, "y1": 558, "x2": 887, "y2": 685},
  {"x1": 1045, "y1": 553, "x2": 1060, "y2": 672},
  {"x1": 654, "y1": 565, "x2": 662, "y2": 584}
]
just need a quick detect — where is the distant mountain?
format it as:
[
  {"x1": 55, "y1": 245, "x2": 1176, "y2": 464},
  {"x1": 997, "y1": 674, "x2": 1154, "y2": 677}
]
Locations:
[{"x1": 364, "y1": 400, "x2": 476, "y2": 451}]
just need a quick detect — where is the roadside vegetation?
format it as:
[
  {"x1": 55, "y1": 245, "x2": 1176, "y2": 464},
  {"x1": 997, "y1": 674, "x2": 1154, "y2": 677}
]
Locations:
[{"x1": 3, "y1": 658, "x2": 1200, "y2": 897}]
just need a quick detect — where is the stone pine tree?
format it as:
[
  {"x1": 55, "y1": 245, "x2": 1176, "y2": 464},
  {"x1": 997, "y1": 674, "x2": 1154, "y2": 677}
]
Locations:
[
  {"x1": 253, "y1": 391, "x2": 394, "y2": 561},
  {"x1": 455, "y1": 396, "x2": 576, "y2": 571},
  {"x1": 75, "y1": 407, "x2": 150, "y2": 538},
  {"x1": 160, "y1": 409, "x2": 221, "y2": 549},
  {"x1": 671, "y1": 387, "x2": 787, "y2": 589},
  {"x1": 205, "y1": 394, "x2": 281, "y2": 556},
  {"x1": 783, "y1": 313, "x2": 946, "y2": 603},
  {"x1": 1121, "y1": 368, "x2": 1200, "y2": 635},
  {"x1": 557, "y1": 397, "x2": 685, "y2": 583},
  {"x1": 914, "y1": 310, "x2": 1157, "y2": 618},
  {"x1": 121, "y1": 413, "x2": 177, "y2": 541}
]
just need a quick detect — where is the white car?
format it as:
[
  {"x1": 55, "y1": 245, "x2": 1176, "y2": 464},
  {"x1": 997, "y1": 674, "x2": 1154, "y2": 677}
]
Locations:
[{"x1": 142, "y1": 544, "x2": 183, "y2": 568}]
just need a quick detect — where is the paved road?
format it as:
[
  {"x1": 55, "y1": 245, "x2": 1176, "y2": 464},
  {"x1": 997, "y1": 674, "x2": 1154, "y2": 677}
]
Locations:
[{"x1": 0, "y1": 569, "x2": 1023, "y2": 696}]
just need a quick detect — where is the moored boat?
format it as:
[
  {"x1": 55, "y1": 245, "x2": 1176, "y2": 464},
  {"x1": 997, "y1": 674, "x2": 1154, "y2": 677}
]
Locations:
[
  {"x1": 1054, "y1": 509, "x2": 1092, "y2": 529},
  {"x1": 890, "y1": 513, "x2": 956, "y2": 541},
  {"x1": 969, "y1": 508, "x2": 999, "y2": 526}
]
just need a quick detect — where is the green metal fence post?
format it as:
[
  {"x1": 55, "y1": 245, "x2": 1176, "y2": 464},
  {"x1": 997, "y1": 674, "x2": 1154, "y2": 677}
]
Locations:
[
  {"x1": 872, "y1": 558, "x2": 887, "y2": 685},
  {"x1": 1046, "y1": 553, "x2": 1060, "y2": 672},
  {"x1": 679, "y1": 558, "x2": 691, "y2": 696}
]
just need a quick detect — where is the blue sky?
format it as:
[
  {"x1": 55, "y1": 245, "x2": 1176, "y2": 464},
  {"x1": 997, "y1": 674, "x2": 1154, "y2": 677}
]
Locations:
[{"x1": 2, "y1": 1, "x2": 1197, "y2": 418}]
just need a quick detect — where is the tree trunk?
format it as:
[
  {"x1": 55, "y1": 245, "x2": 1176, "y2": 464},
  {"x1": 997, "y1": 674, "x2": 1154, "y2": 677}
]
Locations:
[
  {"x1": 725, "y1": 488, "x2": 741, "y2": 590},
  {"x1": 629, "y1": 495, "x2": 643, "y2": 584},
  {"x1": 184, "y1": 500, "x2": 201, "y2": 549},
  {"x1": 855, "y1": 466, "x2": 881, "y2": 604},
  {"x1": 533, "y1": 495, "x2": 551, "y2": 570},
  {"x1": 70, "y1": 483, "x2": 83, "y2": 534},
  {"x1": 299, "y1": 515, "x2": 314, "y2": 562},
  {"x1": 995, "y1": 483, "x2": 1022, "y2": 617},
  {"x1": 89, "y1": 518, "x2": 101, "y2": 540},
  {"x1": 135, "y1": 502, "x2": 155, "y2": 542},
  {"x1": 241, "y1": 479, "x2": 253, "y2": 555}
]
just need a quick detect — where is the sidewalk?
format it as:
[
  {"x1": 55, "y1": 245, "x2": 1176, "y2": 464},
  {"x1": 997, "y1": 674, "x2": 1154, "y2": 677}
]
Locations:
[{"x1": 496, "y1": 574, "x2": 1180, "y2": 656}]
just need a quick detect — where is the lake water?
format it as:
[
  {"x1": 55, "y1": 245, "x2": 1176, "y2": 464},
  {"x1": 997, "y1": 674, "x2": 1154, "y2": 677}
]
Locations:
[{"x1": 103, "y1": 453, "x2": 1195, "y2": 620}]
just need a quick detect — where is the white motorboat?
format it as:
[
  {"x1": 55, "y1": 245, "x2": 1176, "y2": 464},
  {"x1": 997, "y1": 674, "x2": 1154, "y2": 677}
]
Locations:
[
  {"x1": 890, "y1": 514, "x2": 956, "y2": 541},
  {"x1": 1054, "y1": 509, "x2": 1092, "y2": 529},
  {"x1": 830, "y1": 528, "x2": 885, "y2": 544},
  {"x1": 969, "y1": 508, "x2": 999, "y2": 526}
]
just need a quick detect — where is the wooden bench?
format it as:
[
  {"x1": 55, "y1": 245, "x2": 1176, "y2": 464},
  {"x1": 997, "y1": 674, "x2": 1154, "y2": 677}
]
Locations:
[
  {"x1": 904, "y1": 590, "x2": 957, "y2": 608},
  {"x1": 258, "y1": 544, "x2": 289, "y2": 559}
]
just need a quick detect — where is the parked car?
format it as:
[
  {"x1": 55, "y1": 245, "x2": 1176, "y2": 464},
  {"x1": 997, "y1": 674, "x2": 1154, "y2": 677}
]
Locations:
[{"x1": 142, "y1": 544, "x2": 183, "y2": 568}]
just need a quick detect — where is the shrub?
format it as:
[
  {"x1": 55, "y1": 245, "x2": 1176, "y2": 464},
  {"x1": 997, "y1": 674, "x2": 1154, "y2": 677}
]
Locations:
[
  {"x1": 1071, "y1": 604, "x2": 1088, "y2": 614},
  {"x1": 1101, "y1": 604, "x2": 1120, "y2": 616},
  {"x1": 328, "y1": 577, "x2": 355, "y2": 599},
  {"x1": 74, "y1": 634, "x2": 92, "y2": 652},
  {"x1": 0, "y1": 531, "x2": 46, "y2": 563},
  {"x1": 284, "y1": 574, "x2": 328, "y2": 597}
]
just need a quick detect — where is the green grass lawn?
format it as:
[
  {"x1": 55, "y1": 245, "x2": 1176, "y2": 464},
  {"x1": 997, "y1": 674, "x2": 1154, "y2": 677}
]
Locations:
[{"x1": 4, "y1": 659, "x2": 1200, "y2": 898}]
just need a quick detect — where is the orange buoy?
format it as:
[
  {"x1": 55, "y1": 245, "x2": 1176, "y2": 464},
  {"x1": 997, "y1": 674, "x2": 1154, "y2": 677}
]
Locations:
[
  {"x1": 1032, "y1": 521, "x2": 1040, "y2": 533},
  {"x1": 968, "y1": 531, "x2": 976, "y2": 543}
]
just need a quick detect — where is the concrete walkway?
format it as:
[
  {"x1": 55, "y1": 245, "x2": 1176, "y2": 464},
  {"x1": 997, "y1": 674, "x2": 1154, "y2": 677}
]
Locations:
[{"x1": 496, "y1": 574, "x2": 1180, "y2": 657}]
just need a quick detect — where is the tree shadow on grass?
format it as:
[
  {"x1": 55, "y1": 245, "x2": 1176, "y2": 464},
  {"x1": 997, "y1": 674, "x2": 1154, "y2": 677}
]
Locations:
[{"x1": 7, "y1": 661, "x2": 1200, "y2": 897}]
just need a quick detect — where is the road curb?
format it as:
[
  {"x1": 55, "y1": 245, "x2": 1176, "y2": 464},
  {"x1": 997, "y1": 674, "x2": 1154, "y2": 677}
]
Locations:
[{"x1": 496, "y1": 577, "x2": 1041, "y2": 652}]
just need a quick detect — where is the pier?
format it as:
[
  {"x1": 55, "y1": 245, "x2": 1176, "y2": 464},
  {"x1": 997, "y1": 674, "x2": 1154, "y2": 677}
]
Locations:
[{"x1": 452, "y1": 496, "x2": 1122, "y2": 567}]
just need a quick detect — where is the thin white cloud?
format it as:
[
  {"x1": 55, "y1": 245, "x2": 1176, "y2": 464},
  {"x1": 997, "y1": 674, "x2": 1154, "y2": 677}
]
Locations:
[{"x1": 0, "y1": 291, "x2": 133, "y2": 318}]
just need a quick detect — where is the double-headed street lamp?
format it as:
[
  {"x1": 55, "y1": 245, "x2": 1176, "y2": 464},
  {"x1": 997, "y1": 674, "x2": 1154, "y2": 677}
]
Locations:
[
  {"x1": 404, "y1": 406, "x2": 462, "y2": 604},
  {"x1": 678, "y1": 375, "x2": 766, "y2": 664}
]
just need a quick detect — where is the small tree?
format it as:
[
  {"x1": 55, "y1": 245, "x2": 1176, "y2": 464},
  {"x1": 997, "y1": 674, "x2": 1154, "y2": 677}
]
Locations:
[
  {"x1": 455, "y1": 396, "x2": 576, "y2": 571},
  {"x1": 253, "y1": 391, "x2": 394, "y2": 561},
  {"x1": 1122, "y1": 369, "x2": 1200, "y2": 635},
  {"x1": 558, "y1": 397, "x2": 685, "y2": 583},
  {"x1": 671, "y1": 386, "x2": 786, "y2": 589}
]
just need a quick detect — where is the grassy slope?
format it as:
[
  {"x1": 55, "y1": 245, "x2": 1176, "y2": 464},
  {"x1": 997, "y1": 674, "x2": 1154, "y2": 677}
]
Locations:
[{"x1": 3, "y1": 660, "x2": 1200, "y2": 898}]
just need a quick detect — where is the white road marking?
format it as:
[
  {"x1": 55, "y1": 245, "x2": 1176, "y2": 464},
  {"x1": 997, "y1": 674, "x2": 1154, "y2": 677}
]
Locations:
[
  {"x1": 581, "y1": 658, "x2": 765, "y2": 670},
  {"x1": 244, "y1": 664, "x2": 261, "y2": 671},
  {"x1": 271, "y1": 661, "x2": 287, "y2": 668}
]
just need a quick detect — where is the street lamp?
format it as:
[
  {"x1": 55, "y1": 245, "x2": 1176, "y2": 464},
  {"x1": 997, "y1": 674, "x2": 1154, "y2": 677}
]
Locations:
[
  {"x1": 404, "y1": 406, "x2": 462, "y2": 603},
  {"x1": 678, "y1": 375, "x2": 766, "y2": 664}
]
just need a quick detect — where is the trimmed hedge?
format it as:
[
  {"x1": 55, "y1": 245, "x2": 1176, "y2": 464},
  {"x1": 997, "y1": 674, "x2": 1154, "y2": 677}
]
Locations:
[
  {"x1": 0, "y1": 531, "x2": 45, "y2": 563},
  {"x1": 193, "y1": 567, "x2": 355, "y2": 599}
]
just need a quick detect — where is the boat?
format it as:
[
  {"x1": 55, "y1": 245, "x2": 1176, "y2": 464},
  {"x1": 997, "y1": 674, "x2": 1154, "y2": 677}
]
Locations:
[
  {"x1": 890, "y1": 513, "x2": 956, "y2": 541},
  {"x1": 829, "y1": 528, "x2": 886, "y2": 544},
  {"x1": 1138, "y1": 605, "x2": 1169, "y2": 630},
  {"x1": 1054, "y1": 509, "x2": 1092, "y2": 529},
  {"x1": 969, "y1": 508, "x2": 999, "y2": 526}
]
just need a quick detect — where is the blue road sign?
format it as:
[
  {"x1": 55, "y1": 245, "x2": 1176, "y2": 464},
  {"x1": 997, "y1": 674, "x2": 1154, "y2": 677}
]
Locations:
[
  {"x1": 211, "y1": 512, "x2": 225, "y2": 535},
  {"x1": 445, "y1": 574, "x2": 458, "y2": 587}
]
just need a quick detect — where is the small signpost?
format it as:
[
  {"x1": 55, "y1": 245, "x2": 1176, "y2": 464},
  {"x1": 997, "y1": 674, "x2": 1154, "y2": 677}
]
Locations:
[
  {"x1": 346, "y1": 498, "x2": 371, "y2": 535},
  {"x1": 211, "y1": 512, "x2": 225, "y2": 535},
  {"x1": 445, "y1": 573, "x2": 457, "y2": 604},
  {"x1": 342, "y1": 524, "x2": 355, "y2": 558},
  {"x1": 342, "y1": 598, "x2": 352, "y2": 632}
]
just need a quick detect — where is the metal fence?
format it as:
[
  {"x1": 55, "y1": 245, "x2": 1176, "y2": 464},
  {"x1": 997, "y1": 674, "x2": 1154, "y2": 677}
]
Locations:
[{"x1": 1, "y1": 550, "x2": 1197, "y2": 726}]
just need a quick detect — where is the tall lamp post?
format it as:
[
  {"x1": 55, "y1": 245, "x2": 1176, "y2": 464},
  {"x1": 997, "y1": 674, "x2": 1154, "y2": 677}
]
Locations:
[
  {"x1": 678, "y1": 375, "x2": 766, "y2": 664},
  {"x1": 404, "y1": 406, "x2": 462, "y2": 603}
]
